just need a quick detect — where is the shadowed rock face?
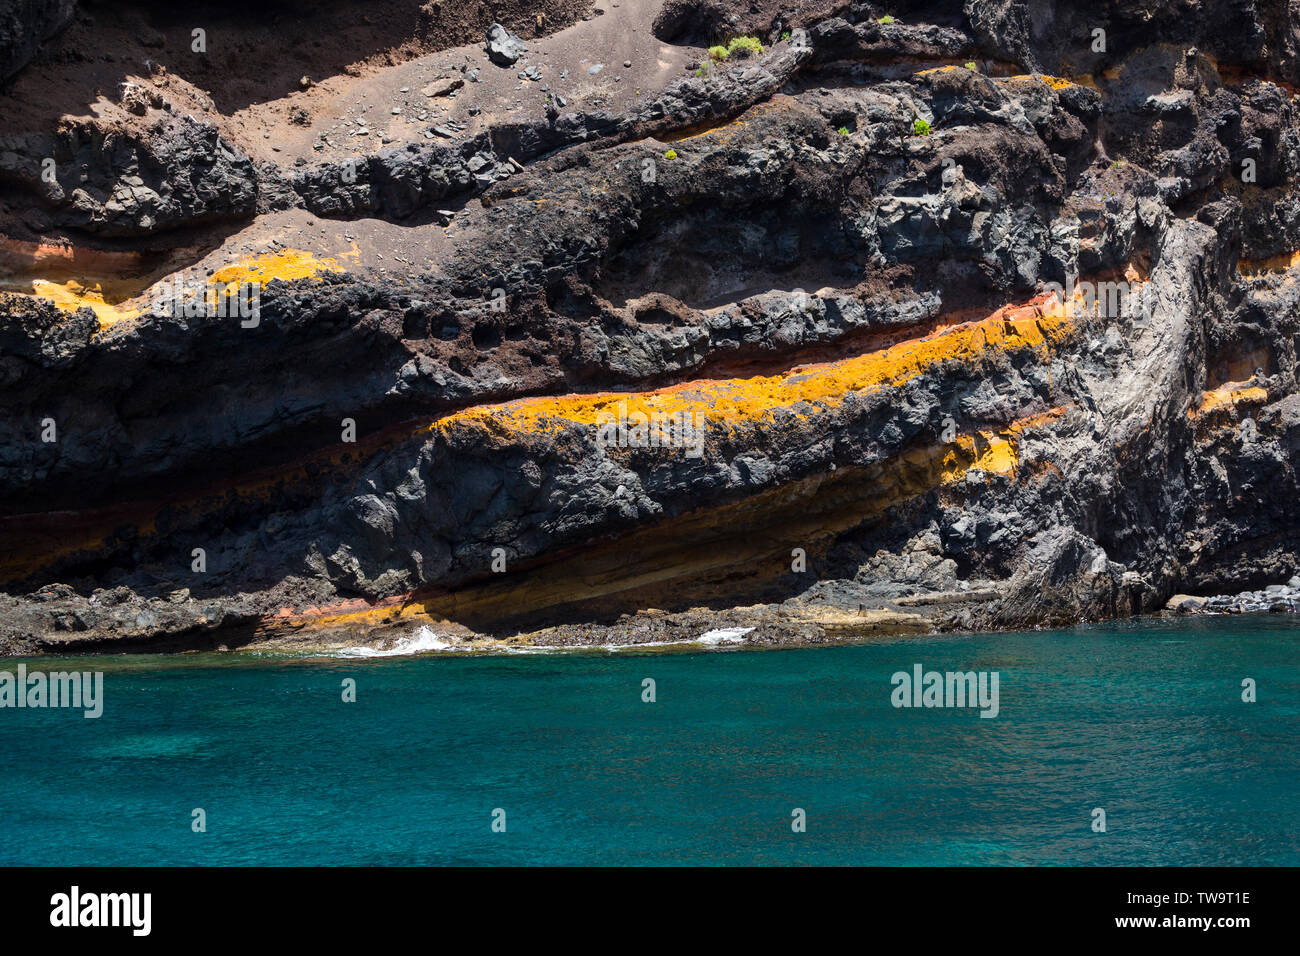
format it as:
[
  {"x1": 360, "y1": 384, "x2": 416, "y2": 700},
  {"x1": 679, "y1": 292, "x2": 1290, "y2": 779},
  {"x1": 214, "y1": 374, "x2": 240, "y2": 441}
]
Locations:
[
  {"x1": 0, "y1": 0, "x2": 1298, "y2": 653},
  {"x1": 0, "y1": 0, "x2": 74, "y2": 81}
]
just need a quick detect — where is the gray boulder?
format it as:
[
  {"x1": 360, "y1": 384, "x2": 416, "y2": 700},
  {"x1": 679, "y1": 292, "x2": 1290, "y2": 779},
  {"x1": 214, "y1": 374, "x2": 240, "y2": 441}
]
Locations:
[{"x1": 485, "y1": 23, "x2": 526, "y2": 67}]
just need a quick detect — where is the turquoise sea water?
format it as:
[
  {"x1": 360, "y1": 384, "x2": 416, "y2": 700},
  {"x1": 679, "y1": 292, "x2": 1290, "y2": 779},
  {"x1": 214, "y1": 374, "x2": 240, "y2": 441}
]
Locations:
[{"x1": 0, "y1": 615, "x2": 1296, "y2": 865}]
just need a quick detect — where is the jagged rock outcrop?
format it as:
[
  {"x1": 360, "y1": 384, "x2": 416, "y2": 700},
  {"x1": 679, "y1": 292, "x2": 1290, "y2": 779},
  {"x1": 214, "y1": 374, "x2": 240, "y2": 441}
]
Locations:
[{"x1": 0, "y1": 113, "x2": 258, "y2": 235}]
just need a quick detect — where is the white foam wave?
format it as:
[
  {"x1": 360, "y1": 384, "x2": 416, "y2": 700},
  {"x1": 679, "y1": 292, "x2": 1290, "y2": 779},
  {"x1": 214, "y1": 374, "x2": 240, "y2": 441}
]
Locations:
[
  {"x1": 332, "y1": 626, "x2": 463, "y2": 658},
  {"x1": 697, "y1": 626, "x2": 754, "y2": 645},
  {"x1": 324, "y1": 623, "x2": 756, "y2": 659}
]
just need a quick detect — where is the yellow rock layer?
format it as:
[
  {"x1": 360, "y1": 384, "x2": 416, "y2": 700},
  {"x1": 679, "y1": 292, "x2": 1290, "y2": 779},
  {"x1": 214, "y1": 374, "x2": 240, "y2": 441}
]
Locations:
[
  {"x1": 4, "y1": 248, "x2": 347, "y2": 330},
  {"x1": 1238, "y1": 250, "x2": 1300, "y2": 278},
  {"x1": 1191, "y1": 384, "x2": 1267, "y2": 417},
  {"x1": 1002, "y1": 74, "x2": 1079, "y2": 91},
  {"x1": 914, "y1": 65, "x2": 963, "y2": 77},
  {"x1": 25, "y1": 277, "x2": 144, "y2": 325},
  {"x1": 431, "y1": 295, "x2": 1072, "y2": 441},
  {"x1": 208, "y1": 249, "x2": 346, "y2": 286}
]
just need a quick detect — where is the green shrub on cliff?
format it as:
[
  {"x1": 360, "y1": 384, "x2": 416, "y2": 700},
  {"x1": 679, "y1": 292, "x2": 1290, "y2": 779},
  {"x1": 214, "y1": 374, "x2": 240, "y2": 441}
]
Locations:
[
  {"x1": 708, "y1": 45, "x2": 728, "y2": 61},
  {"x1": 726, "y1": 36, "x2": 764, "y2": 57}
]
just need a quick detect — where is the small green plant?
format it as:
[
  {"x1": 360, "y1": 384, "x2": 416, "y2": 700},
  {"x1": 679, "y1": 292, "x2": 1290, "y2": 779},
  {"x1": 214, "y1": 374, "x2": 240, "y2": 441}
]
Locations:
[
  {"x1": 878, "y1": 14, "x2": 896, "y2": 25},
  {"x1": 726, "y1": 36, "x2": 764, "y2": 57},
  {"x1": 837, "y1": 126, "x2": 851, "y2": 136},
  {"x1": 781, "y1": 31, "x2": 791, "y2": 41},
  {"x1": 708, "y1": 45, "x2": 729, "y2": 61},
  {"x1": 695, "y1": 63, "x2": 709, "y2": 77},
  {"x1": 964, "y1": 61, "x2": 978, "y2": 70},
  {"x1": 912, "y1": 118, "x2": 931, "y2": 136},
  {"x1": 665, "y1": 149, "x2": 678, "y2": 160}
]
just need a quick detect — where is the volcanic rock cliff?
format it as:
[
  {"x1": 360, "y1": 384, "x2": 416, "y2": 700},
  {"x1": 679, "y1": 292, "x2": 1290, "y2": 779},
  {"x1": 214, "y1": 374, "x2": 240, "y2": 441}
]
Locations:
[{"x1": 1, "y1": 0, "x2": 1297, "y2": 653}]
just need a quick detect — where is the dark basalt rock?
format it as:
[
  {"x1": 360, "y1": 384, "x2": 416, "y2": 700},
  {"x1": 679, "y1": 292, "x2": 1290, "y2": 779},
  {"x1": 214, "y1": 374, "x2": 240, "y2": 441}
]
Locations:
[
  {"x1": 0, "y1": 113, "x2": 259, "y2": 235},
  {"x1": 2, "y1": 0, "x2": 1300, "y2": 649},
  {"x1": 0, "y1": 0, "x2": 74, "y2": 81}
]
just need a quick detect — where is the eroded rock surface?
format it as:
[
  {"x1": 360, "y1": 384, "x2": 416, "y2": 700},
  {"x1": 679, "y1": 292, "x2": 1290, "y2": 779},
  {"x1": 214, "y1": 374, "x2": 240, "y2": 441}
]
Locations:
[{"x1": 1, "y1": 0, "x2": 1298, "y2": 652}]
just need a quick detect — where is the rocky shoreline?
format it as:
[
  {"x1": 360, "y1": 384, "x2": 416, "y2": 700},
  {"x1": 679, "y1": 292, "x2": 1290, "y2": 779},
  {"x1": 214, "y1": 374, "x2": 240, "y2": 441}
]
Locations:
[
  {"x1": 2, "y1": 1, "x2": 1299, "y2": 654},
  {"x1": 1166, "y1": 578, "x2": 1300, "y2": 615}
]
